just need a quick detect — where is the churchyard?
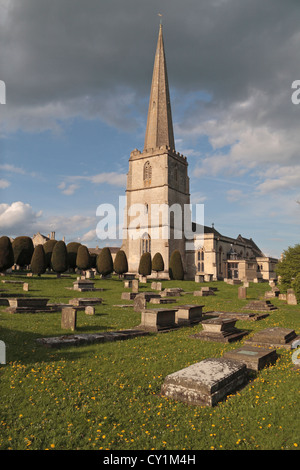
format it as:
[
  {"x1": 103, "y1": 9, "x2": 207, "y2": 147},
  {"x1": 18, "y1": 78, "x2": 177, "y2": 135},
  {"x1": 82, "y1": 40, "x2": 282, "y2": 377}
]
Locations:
[{"x1": 0, "y1": 273, "x2": 299, "y2": 450}]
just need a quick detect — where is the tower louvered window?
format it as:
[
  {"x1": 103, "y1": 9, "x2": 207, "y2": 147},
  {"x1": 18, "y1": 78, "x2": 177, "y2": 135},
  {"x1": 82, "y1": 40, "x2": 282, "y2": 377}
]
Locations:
[{"x1": 143, "y1": 161, "x2": 152, "y2": 185}]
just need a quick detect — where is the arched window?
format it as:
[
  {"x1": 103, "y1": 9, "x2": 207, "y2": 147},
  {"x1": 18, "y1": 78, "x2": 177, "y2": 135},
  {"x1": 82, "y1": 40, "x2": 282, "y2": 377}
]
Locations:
[
  {"x1": 141, "y1": 233, "x2": 151, "y2": 254},
  {"x1": 143, "y1": 161, "x2": 152, "y2": 185}
]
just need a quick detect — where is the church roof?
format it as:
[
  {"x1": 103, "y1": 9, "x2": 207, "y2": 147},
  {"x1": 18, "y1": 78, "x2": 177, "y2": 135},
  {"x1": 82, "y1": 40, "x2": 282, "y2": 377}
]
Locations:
[{"x1": 144, "y1": 24, "x2": 175, "y2": 152}]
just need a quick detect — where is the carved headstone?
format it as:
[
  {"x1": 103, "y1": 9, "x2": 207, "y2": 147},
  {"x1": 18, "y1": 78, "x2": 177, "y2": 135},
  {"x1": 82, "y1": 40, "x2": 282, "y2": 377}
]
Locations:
[
  {"x1": 287, "y1": 289, "x2": 297, "y2": 305},
  {"x1": 132, "y1": 279, "x2": 139, "y2": 293},
  {"x1": 85, "y1": 306, "x2": 95, "y2": 315},
  {"x1": 238, "y1": 286, "x2": 247, "y2": 299},
  {"x1": 133, "y1": 294, "x2": 147, "y2": 312},
  {"x1": 61, "y1": 307, "x2": 77, "y2": 331}
]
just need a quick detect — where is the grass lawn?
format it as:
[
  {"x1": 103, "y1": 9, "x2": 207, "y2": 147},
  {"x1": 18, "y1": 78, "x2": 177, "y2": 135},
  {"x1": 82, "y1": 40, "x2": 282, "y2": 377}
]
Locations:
[{"x1": 0, "y1": 273, "x2": 299, "y2": 451}]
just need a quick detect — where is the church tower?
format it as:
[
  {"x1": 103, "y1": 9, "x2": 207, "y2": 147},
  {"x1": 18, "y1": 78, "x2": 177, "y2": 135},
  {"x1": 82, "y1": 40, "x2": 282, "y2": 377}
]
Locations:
[{"x1": 122, "y1": 25, "x2": 193, "y2": 276}]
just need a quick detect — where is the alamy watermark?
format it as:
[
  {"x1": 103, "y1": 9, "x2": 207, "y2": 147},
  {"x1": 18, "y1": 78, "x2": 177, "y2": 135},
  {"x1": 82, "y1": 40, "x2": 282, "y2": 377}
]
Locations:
[
  {"x1": 291, "y1": 339, "x2": 300, "y2": 366},
  {"x1": 0, "y1": 340, "x2": 6, "y2": 365},
  {"x1": 0, "y1": 80, "x2": 6, "y2": 104},
  {"x1": 291, "y1": 80, "x2": 300, "y2": 105},
  {"x1": 95, "y1": 197, "x2": 205, "y2": 250}
]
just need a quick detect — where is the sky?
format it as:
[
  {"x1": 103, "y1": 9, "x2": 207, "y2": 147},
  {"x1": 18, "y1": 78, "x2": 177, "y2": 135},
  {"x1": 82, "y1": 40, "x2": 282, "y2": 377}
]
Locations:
[{"x1": 0, "y1": 0, "x2": 300, "y2": 258}]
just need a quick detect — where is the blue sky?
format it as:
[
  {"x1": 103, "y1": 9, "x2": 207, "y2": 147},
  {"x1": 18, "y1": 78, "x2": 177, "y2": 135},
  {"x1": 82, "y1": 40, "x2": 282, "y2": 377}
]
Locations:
[{"x1": 1, "y1": 0, "x2": 300, "y2": 258}]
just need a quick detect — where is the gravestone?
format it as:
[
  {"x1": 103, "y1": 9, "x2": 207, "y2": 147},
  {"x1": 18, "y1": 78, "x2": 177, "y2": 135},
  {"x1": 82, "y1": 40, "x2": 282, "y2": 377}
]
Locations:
[
  {"x1": 160, "y1": 288, "x2": 182, "y2": 297},
  {"x1": 6, "y1": 297, "x2": 50, "y2": 313},
  {"x1": 133, "y1": 294, "x2": 147, "y2": 312},
  {"x1": 265, "y1": 288, "x2": 280, "y2": 299},
  {"x1": 124, "y1": 280, "x2": 132, "y2": 288},
  {"x1": 85, "y1": 270, "x2": 94, "y2": 279},
  {"x1": 73, "y1": 280, "x2": 95, "y2": 292},
  {"x1": 124, "y1": 273, "x2": 136, "y2": 280},
  {"x1": 132, "y1": 279, "x2": 139, "y2": 293},
  {"x1": 238, "y1": 286, "x2": 247, "y2": 299},
  {"x1": 194, "y1": 287, "x2": 215, "y2": 297},
  {"x1": 223, "y1": 345, "x2": 278, "y2": 371},
  {"x1": 244, "y1": 300, "x2": 277, "y2": 311},
  {"x1": 137, "y1": 308, "x2": 177, "y2": 332},
  {"x1": 23, "y1": 283, "x2": 29, "y2": 292},
  {"x1": 121, "y1": 292, "x2": 138, "y2": 300},
  {"x1": 245, "y1": 327, "x2": 300, "y2": 350},
  {"x1": 61, "y1": 307, "x2": 77, "y2": 331},
  {"x1": 175, "y1": 304, "x2": 204, "y2": 326},
  {"x1": 287, "y1": 289, "x2": 297, "y2": 305},
  {"x1": 151, "y1": 281, "x2": 162, "y2": 291},
  {"x1": 85, "y1": 306, "x2": 95, "y2": 315},
  {"x1": 150, "y1": 297, "x2": 175, "y2": 304},
  {"x1": 69, "y1": 298, "x2": 102, "y2": 307},
  {"x1": 209, "y1": 310, "x2": 269, "y2": 322},
  {"x1": 161, "y1": 358, "x2": 248, "y2": 407},
  {"x1": 191, "y1": 317, "x2": 248, "y2": 343}
]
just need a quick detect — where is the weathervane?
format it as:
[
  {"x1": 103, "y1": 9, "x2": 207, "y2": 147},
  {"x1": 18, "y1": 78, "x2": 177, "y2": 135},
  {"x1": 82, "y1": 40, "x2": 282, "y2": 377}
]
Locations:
[{"x1": 158, "y1": 13, "x2": 163, "y2": 25}]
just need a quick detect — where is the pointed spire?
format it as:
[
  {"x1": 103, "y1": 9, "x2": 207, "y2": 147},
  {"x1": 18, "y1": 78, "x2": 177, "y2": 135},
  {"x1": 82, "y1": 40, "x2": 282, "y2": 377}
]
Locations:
[{"x1": 144, "y1": 24, "x2": 175, "y2": 152}]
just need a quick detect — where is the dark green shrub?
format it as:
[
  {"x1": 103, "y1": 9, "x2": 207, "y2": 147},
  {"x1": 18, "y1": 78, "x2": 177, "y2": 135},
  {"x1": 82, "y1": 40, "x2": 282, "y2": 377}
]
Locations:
[
  {"x1": 0, "y1": 236, "x2": 14, "y2": 272},
  {"x1": 67, "y1": 242, "x2": 81, "y2": 269},
  {"x1": 152, "y1": 252, "x2": 164, "y2": 274},
  {"x1": 43, "y1": 239, "x2": 57, "y2": 269},
  {"x1": 89, "y1": 252, "x2": 97, "y2": 269},
  {"x1": 76, "y1": 245, "x2": 91, "y2": 271},
  {"x1": 114, "y1": 250, "x2": 128, "y2": 276},
  {"x1": 51, "y1": 240, "x2": 68, "y2": 274},
  {"x1": 96, "y1": 247, "x2": 113, "y2": 277},
  {"x1": 169, "y1": 250, "x2": 184, "y2": 280},
  {"x1": 12, "y1": 236, "x2": 34, "y2": 267},
  {"x1": 276, "y1": 244, "x2": 300, "y2": 290},
  {"x1": 138, "y1": 252, "x2": 152, "y2": 276},
  {"x1": 31, "y1": 244, "x2": 46, "y2": 276}
]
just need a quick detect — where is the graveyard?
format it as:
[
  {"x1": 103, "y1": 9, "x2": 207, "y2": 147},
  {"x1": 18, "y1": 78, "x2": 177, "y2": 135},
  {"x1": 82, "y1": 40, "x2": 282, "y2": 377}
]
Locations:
[{"x1": 0, "y1": 272, "x2": 299, "y2": 450}]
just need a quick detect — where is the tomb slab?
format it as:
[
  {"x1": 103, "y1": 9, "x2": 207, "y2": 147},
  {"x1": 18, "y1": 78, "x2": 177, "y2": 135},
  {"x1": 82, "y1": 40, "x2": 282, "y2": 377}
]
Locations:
[{"x1": 161, "y1": 358, "x2": 248, "y2": 406}]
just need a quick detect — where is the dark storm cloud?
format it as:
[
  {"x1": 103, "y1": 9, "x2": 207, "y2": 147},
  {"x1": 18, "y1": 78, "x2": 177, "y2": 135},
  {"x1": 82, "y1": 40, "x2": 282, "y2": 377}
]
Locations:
[{"x1": 0, "y1": 0, "x2": 300, "y2": 134}]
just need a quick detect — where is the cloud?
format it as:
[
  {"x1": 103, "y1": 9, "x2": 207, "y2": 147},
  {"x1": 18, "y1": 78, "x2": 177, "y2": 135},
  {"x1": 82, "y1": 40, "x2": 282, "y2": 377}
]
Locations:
[
  {"x1": 81, "y1": 229, "x2": 97, "y2": 243},
  {"x1": 0, "y1": 179, "x2": 11, "y2": 189},
  {"x1": 58, "y1": 172, "x2": 127, "y2": 195},
  {"x1": 0, "y1": 201, "x2": 42, "y2": 236},
  {"x1": 0, "y1": 164, "x2": 26, "y2": 174},
  {"x1": 0, "y1": 201, "x2": 97, "y2": 242}
]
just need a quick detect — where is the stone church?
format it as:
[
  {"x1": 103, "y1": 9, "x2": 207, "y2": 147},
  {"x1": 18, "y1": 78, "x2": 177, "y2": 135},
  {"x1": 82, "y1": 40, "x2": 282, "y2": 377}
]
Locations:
[{"x1": 121, "y1": 25, "x2": 277, "y2": 282}]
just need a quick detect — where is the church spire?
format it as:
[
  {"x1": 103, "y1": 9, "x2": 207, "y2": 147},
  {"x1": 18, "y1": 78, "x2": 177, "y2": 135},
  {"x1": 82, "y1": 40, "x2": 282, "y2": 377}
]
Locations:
[{"x1": 144, "y1": 24, "x2": 175, "y2": 152}]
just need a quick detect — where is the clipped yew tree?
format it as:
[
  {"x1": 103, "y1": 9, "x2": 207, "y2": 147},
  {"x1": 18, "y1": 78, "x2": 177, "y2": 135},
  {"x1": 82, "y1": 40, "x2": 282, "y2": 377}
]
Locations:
[
  {"x1": 169, "y1": 249, "x2": 184, "y2": 280},
  {"x1": 67, "y1": 242, "x2": 81, "y2": 270},
  {"x1": 152, "y1": 252, "x2": 164, "y2": 275},
  {"x1": 138, "y1": 252, "x2": 152, "y2": 276},
  {"x1": 12, "y1": 236, "x2": 34, "y2": 268},
  {"x1": 43, "y1": 239, "x2": 57, "y2": 269},
  {"x1": 51, "y1": 240, "x2": 68, "y2": 276},
  {"x1": 31, "y1": 244, "x2": 46, "y2": 276},
  {"x1": 114, "y1": 249, "x2": 128, "y2": 277},
  {"x1": 76, "y1": 245, "x2": 91, "y2": 271},
  {"x1": 0, "y1": 236, "x2": 14, "y2": 272},
  {"x1": 96, "y1": 247, "x2": 113, "y2": 277}
]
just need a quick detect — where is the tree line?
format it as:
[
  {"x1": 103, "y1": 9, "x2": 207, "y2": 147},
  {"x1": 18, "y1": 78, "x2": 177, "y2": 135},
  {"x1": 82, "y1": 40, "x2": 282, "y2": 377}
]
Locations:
[{"x1": 0, "y1": 235, "x2": 185, "y2": 279}]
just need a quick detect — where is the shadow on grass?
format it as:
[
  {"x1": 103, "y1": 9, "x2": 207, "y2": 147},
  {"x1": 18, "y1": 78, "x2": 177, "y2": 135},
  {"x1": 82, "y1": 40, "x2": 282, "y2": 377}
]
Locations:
[{"x1": 0, "y1": 322, "x2": 119, "y2": 366}]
